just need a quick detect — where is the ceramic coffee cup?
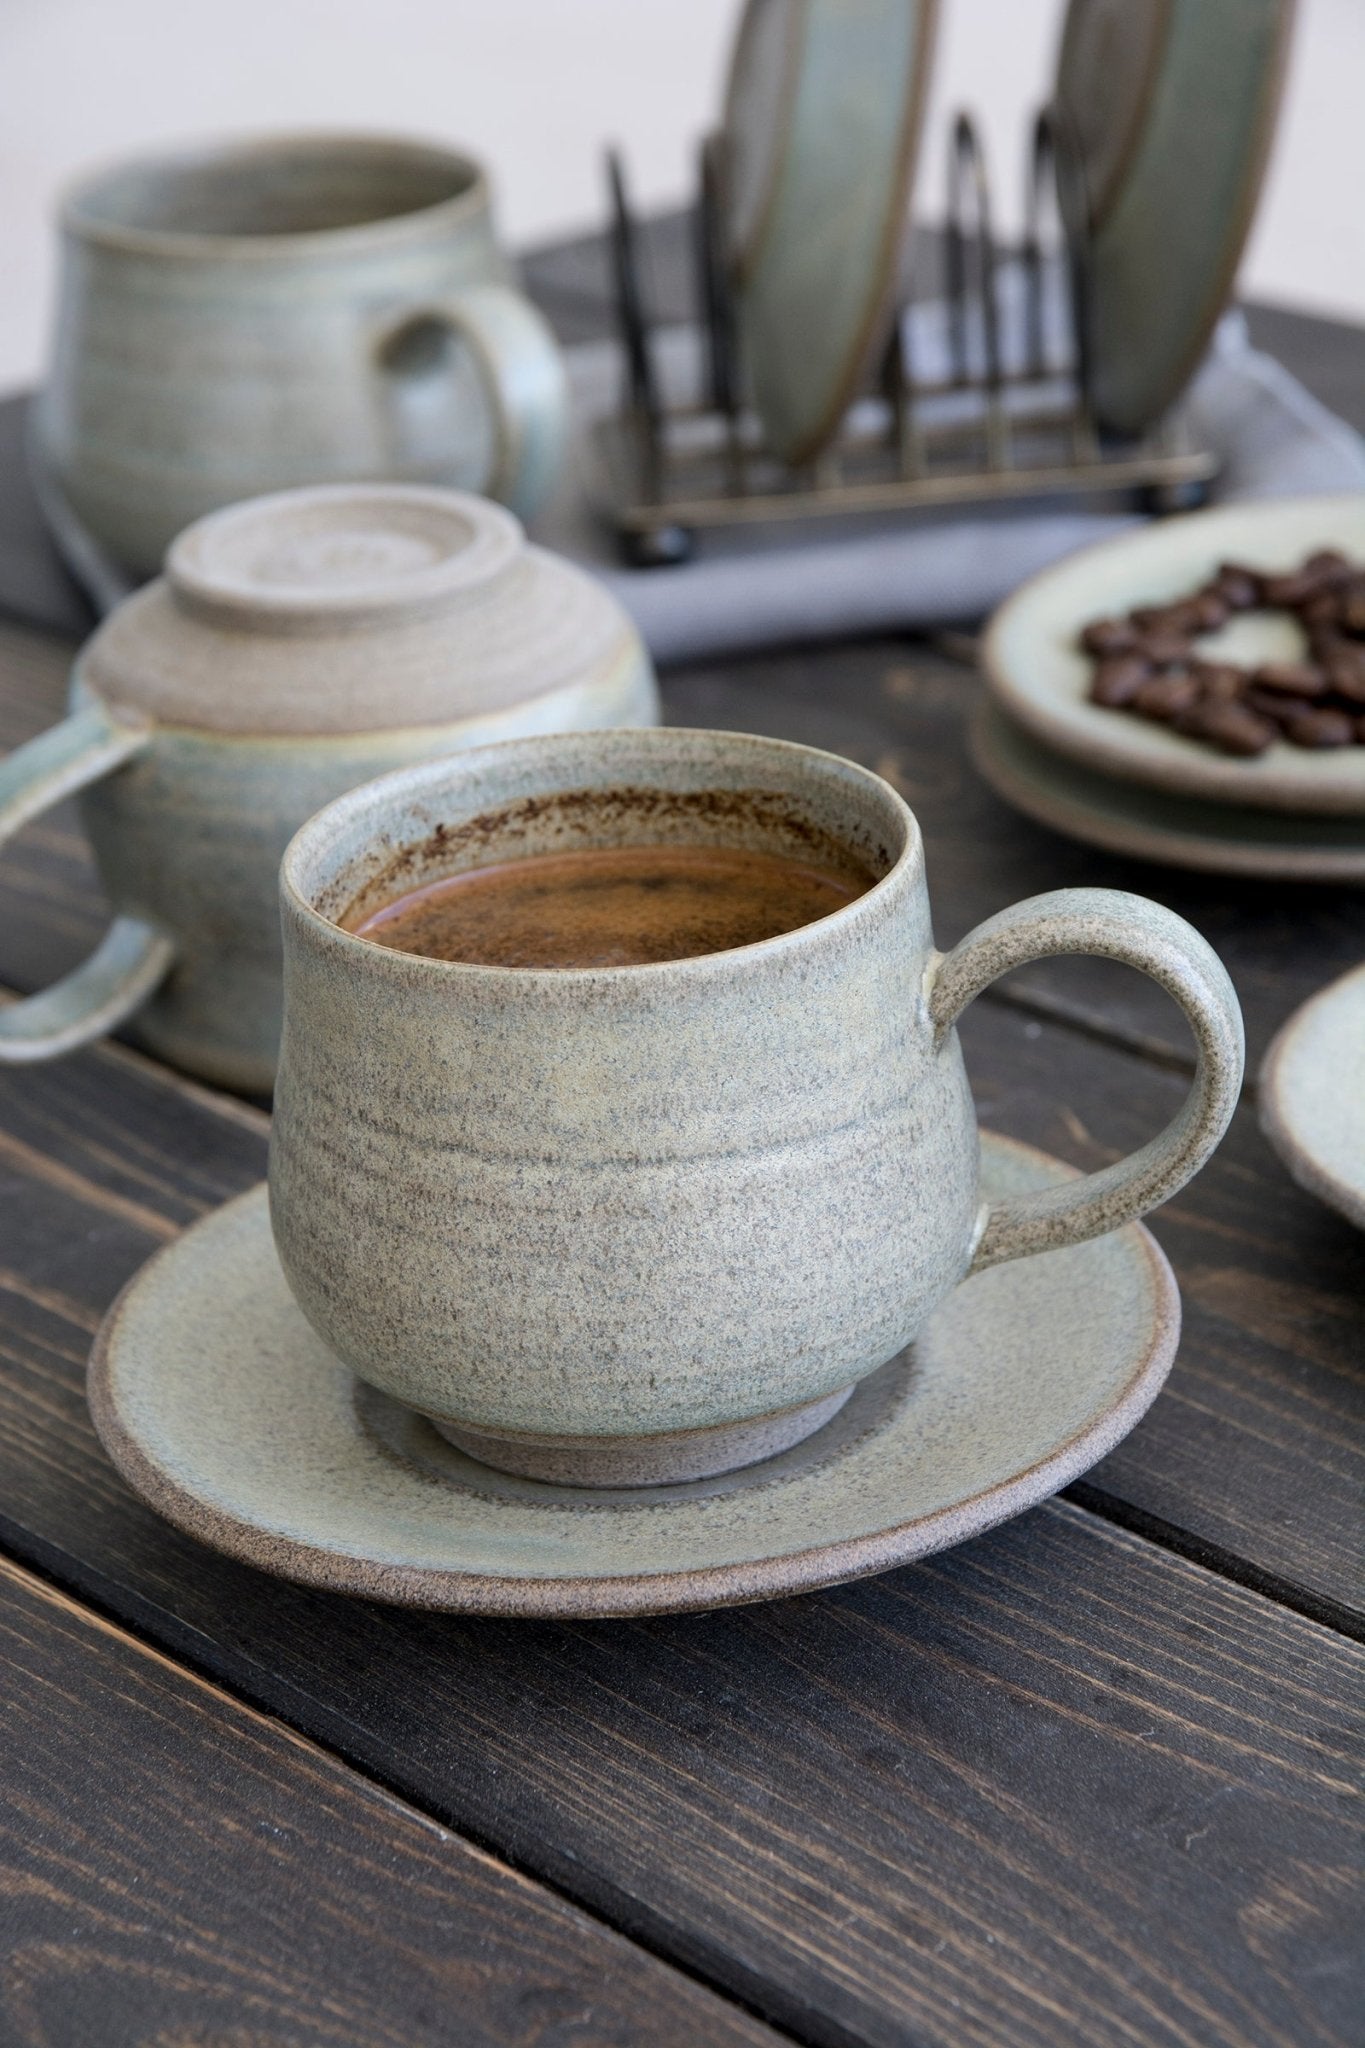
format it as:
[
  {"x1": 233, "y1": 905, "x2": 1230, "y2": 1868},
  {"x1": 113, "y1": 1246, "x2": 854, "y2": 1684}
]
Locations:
[
  {"x1": 35, "y1": 133, "x2": 568, "y2": 574},
  {"x1": 269, "y1": 727, "x2": 1244, "y2": 1488},
  {"x1": 0, "y1": 486, "x2": 657, "y2": 1090}
]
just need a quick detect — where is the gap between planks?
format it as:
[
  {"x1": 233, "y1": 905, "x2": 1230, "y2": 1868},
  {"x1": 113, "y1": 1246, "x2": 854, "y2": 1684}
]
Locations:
[
  {"x1": 0, "y1": 1537, "x2": 820, "y2": 2048},
  {"x1": 0, "y1": 1491, "x2": 1358, "y2": 2048},
  {"x1": 1063, "y1": 1482, "x2": 1364, "y2": 1645}
]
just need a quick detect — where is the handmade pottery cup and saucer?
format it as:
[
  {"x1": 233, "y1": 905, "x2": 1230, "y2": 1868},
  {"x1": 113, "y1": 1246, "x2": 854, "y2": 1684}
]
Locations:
[
  {"x1": 0, "y1": 485, "x2": 657, "y2": 1091},
  {"x1": 89, "y1": 729, "x2": 1245, "y2": 1615},
  {"x1": 34, "y1": 132, "x2": 569, "y2": 577}
]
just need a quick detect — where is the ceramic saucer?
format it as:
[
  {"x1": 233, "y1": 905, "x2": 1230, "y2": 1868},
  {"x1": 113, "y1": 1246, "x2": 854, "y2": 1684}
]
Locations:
[
  {"x1": 721, "y1": 0, "x2": 939, "y2": 465},
  {"x1": 89, "y1": 1132, "x2": 1178, "y2": 1618},
  {"x1": 972, "y1": 700, "x2": 1365, "y2": 883},
  {"x1": 1055, "y1": 0, "x2": 1293, "y2": 436},
  {"x1": 983, "y1": 496, "x2": 1365, "y2": 817},
  {"x1": 1260, "y1": 964, "x2": 1365, "y2": 1231}
]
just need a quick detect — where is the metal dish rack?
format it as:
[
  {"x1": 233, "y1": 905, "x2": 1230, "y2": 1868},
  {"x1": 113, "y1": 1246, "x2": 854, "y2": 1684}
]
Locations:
[{"x1": 593, "y1": 109, "x2": 1218, "y2": 566}]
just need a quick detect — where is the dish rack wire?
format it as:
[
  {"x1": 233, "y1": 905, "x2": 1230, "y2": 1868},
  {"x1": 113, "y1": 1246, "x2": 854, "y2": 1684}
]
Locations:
[{"x1": 595, "y1": 108, "x2": 1218, "y2": 566}]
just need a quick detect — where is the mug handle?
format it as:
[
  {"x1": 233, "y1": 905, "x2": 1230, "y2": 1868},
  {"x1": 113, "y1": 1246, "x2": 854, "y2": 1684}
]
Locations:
[
  {"x1": 375, "y1": 282, "x2": 569, "y2": 522},
  {"x1": 0, "y1": 702, "x2": 175, "y2": 1063},
  {"x1": 925, "y1": 887, "x2": 1244, "y2": 1271}
]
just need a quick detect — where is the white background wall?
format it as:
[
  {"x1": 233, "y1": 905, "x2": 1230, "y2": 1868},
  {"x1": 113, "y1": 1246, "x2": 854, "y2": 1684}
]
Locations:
[{"x1": 2, "y1": 0, "x2": 1362, "y2": 395}]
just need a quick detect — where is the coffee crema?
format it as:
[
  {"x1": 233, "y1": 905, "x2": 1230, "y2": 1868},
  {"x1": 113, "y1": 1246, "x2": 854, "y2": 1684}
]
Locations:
[{"x1": 348, "y1": 842, "x2": 874, "y2": 967}]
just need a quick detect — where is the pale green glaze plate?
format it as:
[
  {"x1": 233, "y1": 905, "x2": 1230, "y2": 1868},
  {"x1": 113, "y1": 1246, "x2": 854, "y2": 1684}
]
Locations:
[
  {"x1": 972, "y1": 700, "x2": 1365, "y2": 882},
  {"x1": 983, "y1": 496, "x2": 1365, "y2": 817},
  {"x1": 1260, "y1": 964, "x2": 1365, "y2": 1231},
  {"x1": 722, "y1": 0, "x2": 939, "y2": 465},
  {"x1": 89, "y1": 1132, "x2": 1178, "y2": 1617},
  {"x1": 1055, "y1": 0, "x2": 1295, "y2": 436}
]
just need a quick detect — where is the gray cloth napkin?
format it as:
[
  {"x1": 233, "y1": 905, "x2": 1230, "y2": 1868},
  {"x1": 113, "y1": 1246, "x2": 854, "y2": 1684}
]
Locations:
[
  {"x1": 534, "y1": 282, "x2": 1365, "y2": 666},
  {"x1": 36, "y1": 271, "x2": 1365, "y2": 661}
]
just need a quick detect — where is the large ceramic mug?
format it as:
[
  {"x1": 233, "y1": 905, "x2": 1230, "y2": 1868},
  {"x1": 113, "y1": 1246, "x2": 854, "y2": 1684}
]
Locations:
[
  {"x1": 35, "y1": 132, "x2": 568, "y2": 574},
  {"x1": 0, "y1": 487, "x2": 657, "y2": 1091},
  {"x1": 269, "y1": 727, "x2": 1244, "y2": 1488}
]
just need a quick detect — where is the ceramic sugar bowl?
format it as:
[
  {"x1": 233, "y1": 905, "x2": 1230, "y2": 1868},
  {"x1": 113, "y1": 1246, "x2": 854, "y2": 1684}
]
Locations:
[{"x1": 0, "y1": 484, "x2": 658, "y2": 1091}]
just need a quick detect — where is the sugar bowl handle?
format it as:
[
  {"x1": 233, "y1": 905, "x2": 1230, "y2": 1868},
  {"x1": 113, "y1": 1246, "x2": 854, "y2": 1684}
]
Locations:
[
  {"x1": 0, "y1": 702, "x2": 174, "y2": 1062},
  {"x1": 375, "y1": 283, "x2": 569, "y2": 521},
  {"x1": 926, "y1": 888, "x2": 1244, "y2": 1270}
]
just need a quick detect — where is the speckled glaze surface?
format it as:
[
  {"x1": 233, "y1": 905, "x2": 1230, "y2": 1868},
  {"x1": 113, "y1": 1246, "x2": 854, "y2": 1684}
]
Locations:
[
  {"x1": 89, "y1": 1135, "x2": 1181, "y2": 1616},
  {"x1": 36, "y1": 133, "x2": 568, "y2": 573},
  {"x1": 971, "y1": 699, "x2": 1365, "y2": 882},
  {"x1": 1260, "y1": 964, "x2": 1365, "y2": 1231},
  {"x1": 1056, "y1": 0, "x2": 1293, "y2": 436},
  {"x1": 983, "y1": 496, "x2": 1365, "y2": 817},
  {"x1": 0, "y1": 487, "x2": 657, "y2": 1088},
  {"x1": 722, "y1": 0, "x2": 939, "y2": 464},
  {"x1": 269, "y1": 727, "x2": 1240, "y2": 1484}
]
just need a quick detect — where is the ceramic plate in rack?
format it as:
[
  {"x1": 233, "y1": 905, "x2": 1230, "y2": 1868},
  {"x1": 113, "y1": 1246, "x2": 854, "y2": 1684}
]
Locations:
[
  {"x1": 1260, "y1": 965, "x2": 1365, "y2": 1230},
  {"x1": 1054, "y1": 0, "x2": 1294, "y2": 436},
  {"x1": 721, "y1": 0, "x2": 939, "y2": 465},
  {"x1": 983, "y1": 495, "x2": 1365, "y2": 816},
  {"x1": 971, "y1": 700, "x2": 1365, "y2": 883},
  {"x1": 90, "y1": 1132, "x2": 1177, "y2": 1619}
]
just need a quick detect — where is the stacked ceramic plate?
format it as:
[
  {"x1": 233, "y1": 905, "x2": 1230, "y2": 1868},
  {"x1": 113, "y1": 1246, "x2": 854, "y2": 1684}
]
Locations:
[
  {"x1": 977, "y1": 496, "x2": 1365, "y2": 882},
  {"x1": 718, "y1": 0, "x2": 1291, "y2": 473},
  {"x1": 1053, "y1": 0, "x2": 1294, "y2": 441}
]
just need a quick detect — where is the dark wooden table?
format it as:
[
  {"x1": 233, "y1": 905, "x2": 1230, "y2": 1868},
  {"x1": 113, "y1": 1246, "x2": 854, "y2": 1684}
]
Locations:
[{"x1": 0, "y1": 219, "x2": 1361, "y2": 2048}]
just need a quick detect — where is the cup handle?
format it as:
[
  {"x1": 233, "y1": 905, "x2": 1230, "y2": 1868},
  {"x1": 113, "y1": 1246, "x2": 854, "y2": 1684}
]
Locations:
[
  {"x1": 925, "y1": 887, "x2": 1244, "y2": 1272},
  {"x1": 375, "y1": 282, "x2": 569, "y2": 521},
  {"x1": 0, "y1": 702, "x2": 175, "y2": 1063}
]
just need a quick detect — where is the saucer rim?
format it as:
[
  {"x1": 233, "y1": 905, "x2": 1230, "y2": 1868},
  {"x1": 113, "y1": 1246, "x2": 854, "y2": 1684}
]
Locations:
[
  {"x1": 1259, "y1": 963, "x2": 1365, "y2": 1231},
  {"x1": 88, "y1": 1132, "x2": 1181, "y2": 1617}
]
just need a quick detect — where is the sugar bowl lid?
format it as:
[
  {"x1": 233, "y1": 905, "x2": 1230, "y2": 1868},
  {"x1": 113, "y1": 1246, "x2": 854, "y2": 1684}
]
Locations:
[{"x1": 79, "y1": 485, "x2": 642, "y2": 736}]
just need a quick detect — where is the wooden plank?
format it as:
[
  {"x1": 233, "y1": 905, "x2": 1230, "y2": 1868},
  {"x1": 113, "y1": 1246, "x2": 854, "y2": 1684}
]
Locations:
[
  {"x1": 0, "y1": 1554, "x2": 776, "y2": 2048},
  {"x1": 955, "y1": 998, "x2": 1365, "y2": 1625},
  {"x1": 2, "y1": 1472, "x2": 1361, "y2": 2048},
  {"x1": 0, "y1": 617, "x2": 72, "y2": 732},
  {"x1": 0, "y1": 621, "x2": 110, "y2": 1004},
  {"x1": 0, "y1": 399, "x2": 97, "y2": 643}
]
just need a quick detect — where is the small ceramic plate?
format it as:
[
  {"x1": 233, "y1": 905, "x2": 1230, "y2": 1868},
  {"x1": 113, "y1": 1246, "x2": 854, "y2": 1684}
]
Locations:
[
  {"x1": 1260, "y1": 964, "x2": 1365, "y2": 1230},
  {"x1": 983, "y1": 495, "x2": 1365, "y2": 816},
  {"x1": 89, "y1": 1132, "x2": 1178, "y2": 1618},
  {"x1": 972, "y1": 700, "x2": 1365, "y2": 883},
  {"x1": 1055, "y1": 0, "x2": 1294, "y2": 436},
  {"x1": 722, "y1": 0, "x2": 939, "y2": 465}
]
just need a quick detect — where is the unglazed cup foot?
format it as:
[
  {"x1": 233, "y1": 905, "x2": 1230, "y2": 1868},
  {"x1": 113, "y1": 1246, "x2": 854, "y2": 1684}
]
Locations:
[{"x1": 428, "y1": 1384, "x2": 857, "y2": 1488}]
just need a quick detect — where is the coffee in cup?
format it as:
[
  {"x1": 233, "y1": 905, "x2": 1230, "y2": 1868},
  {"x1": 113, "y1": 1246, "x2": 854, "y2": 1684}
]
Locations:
[{"x1": 346, "y1": 842, "x2": 875, "y2": 967}]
